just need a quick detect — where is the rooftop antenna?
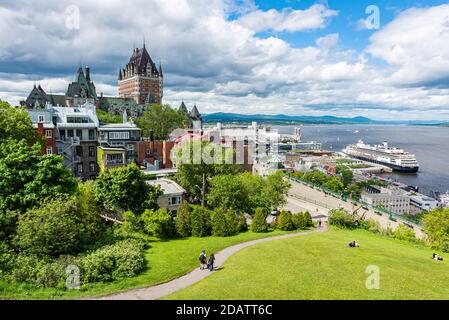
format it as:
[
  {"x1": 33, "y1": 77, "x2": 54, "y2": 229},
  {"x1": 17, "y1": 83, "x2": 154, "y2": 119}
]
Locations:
[{"x1": 143, "y1": 35, "x2": 146, "y2": 49}]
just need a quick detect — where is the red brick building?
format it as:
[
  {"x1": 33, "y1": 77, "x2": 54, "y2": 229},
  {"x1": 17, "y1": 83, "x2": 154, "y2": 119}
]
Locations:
[
  {"x1": 137, "y1": 140, "x2": 175, "y2": 169},
  {"x1": 118, "y1": 44, "x2": 163, "y2": 105}
]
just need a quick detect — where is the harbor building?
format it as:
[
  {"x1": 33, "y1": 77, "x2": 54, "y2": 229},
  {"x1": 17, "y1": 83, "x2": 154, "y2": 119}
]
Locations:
[{"x1": 361, "y1": 185, "x2": 410, "y2": 215}]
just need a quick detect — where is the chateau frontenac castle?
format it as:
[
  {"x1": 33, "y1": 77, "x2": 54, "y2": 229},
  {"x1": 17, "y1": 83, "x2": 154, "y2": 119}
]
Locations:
[{"x1": 22, "y1": 43, "x2": 198, "y2": 123}]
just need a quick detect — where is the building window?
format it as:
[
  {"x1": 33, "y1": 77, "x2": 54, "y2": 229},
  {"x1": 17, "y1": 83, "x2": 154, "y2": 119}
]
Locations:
[
  {"x1": 46, "y1": 147, "x2": 53, "y2": 155},
  {"x1": 76, "y1": 146, "x2": 83, "y2": 157},
  {"x1": 67, "y1": 129, "x2": 74, "y2": 138},
  {"x1": 168, "y1": 196, "x2": 181, "y2": 206},
  {"x1": 107, "y1": 154, "x2": 123, "y2": 165},
  {"x1": 88, "y1": 129, "x2": 95, "y2": 140},
  {"x1": 146, "y1": 148, "x2": 153, "y2": 156},
  {"x1": 89, "y1": 146, "x2": 95, "y2": 157},
  {"x1": 109, "y1": 132, "x2": 130, "y2": 140},
  {"x1": 89, "y1": 162, "x2": 96, "y2": 173},
  {"x1": 38, "y1": 115, "x2": 44, "y2": 123},
  {"x1": 76, "y1": 129, "x2": 83, "y2": 140},
  {"x1": 45, "y1": 129, "x2": 52, "y2": 138},
  {"x1": 77, "y1": 163, "x2": 83, "y2": 173}
]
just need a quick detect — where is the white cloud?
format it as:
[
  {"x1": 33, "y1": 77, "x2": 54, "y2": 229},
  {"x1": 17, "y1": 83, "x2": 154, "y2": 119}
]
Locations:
[
  {"x1": 367, "y1": 4, "x2": 449, "y2": 87},
  {"x1": 236, "y1": 4, "x2": 338, "y2": 33}
]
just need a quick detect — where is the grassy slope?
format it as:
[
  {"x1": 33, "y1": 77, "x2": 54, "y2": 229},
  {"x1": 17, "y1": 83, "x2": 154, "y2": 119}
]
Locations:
[
  {"x1": 0, "y1": 230, "x2": 296, "y2": 300},
  {"x1": 166, "y1": 229, "x2": 449, "y2": 300}
]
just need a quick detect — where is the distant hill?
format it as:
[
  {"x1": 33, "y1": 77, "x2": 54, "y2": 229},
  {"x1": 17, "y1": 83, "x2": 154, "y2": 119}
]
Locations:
[
  {"x1": 202, "y1": 113, "x2": 375, "y2": 124},
  {"x1": 202, "y1": 112, "x2": 447, "y2": 125}
]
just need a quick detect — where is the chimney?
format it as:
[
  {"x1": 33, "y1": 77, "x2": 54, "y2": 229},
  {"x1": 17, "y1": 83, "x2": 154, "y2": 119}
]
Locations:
[{"x1": 86, "y1": 66, "x2": 90, "y2": 82}]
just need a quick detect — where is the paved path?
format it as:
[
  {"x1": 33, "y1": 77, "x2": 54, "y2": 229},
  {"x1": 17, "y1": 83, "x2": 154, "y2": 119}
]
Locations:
[{"x1": 93, "y1": 227, "x2": 328, "y2": 300}]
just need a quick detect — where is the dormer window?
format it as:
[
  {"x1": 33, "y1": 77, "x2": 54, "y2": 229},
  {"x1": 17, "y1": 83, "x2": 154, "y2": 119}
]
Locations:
[{"x1": 38, "y1": 115, "x2": 44, "y2": 123}]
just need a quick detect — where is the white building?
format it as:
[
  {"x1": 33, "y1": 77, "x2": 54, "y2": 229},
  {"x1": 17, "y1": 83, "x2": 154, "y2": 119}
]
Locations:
[
  {"x1": 410, "y1": 194, "x2": 438, "y2": 213},
  {"x1": 361, "y1": 185, "x2": 410, "y2": 215},
  {"x1": 146, "y1": 178, "x2": 186, "y2": 211}
]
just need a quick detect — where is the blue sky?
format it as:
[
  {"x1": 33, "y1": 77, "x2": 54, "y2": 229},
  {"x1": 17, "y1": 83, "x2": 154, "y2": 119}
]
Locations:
[{"x1": 1, "y1": 0, "x2": 449, "y2": 120}]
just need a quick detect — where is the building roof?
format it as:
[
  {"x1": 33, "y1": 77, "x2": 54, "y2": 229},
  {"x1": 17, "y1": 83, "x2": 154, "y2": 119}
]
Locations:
[
  {"x1": 190, "y1": 105, "x2": 201, "y2": 119},
  {"x1": 98, "y1": 122, "x2": 141, "y2": 131},
  {"x1": 126, "y1": 46, "x2": 159, "y2": 77},
  {"x1": 53, "y1": 103, "x2": 99, "y2": 127},
  {"x1": 66, "y1": 66, "x2": 97, "y2": 99},
  {"x1": 146, "y1": 178, "x2": 185, "y2": 195}
]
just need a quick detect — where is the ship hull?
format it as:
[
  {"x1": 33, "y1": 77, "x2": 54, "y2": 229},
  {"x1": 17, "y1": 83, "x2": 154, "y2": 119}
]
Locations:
[{"x1": 348, "y1": 155, "x2": 419, "y2": 173}]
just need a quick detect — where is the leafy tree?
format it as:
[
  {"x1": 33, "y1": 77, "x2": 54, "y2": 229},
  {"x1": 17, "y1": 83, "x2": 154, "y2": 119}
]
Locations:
[
  {"x1": 264, "y1": 172, "x2": 291, "y2": 211},
  {"x1": 302, "y1": 170, "x2": 329, "y2": 185},
  {"x1": 136, "y1": 104, "x2": 187, "y2": 140},
  {"x1": 0, "y1": 139, "x2": 77, "y2": 215},
  {"x1": 251, "y1": 208, "x2": 269, "y2": 233},
  {"x1": 277, "y1": 210, "x2": 295, "y2": 231},
  {"x1": 97, "y1": 108, "x2": 123, "y2": 124},
  {"x1": 141, "y1": 208, "x2": 175, "y2": 238},
  {"x1": 190, "y1": 206, "x2": 212, "y2": 237},
  {"x1": 175, "y1": 141, "x2": 243, "y2": 205},
  {"x1": 15, "y1": 198, "x2": 83, "y2": 257},
  {"x1": 117, "y1": 211, "x2": 142, "y2": 234},
  {"x1": 322, "y1": 176, "x2": 344, "y2": 194},
  {"x1": 94, "y1": 164, "x2": 162, "y2": 215},
  {"x1": 338, "y1": 169, "x2": 354, "y2": 187},
  {"x1": 392, "y1": 225, "x2": 417, "y2": 242},
  {"x1": 75, "y1": 181, "x2": 106, "y2": 244},
  {"x1": 207, "y1": 175, "x2": 248, "y2": 212},
  {"x1": 175, "y1": 203, "x2": 192, "y2": 238},
  {"x1": 0, "y1": 101, "x2": 42, "y2": 145},
  {"x1": 292, "y1": 213, "x2": 307, "y2": 230},
  {"x1": 304, "y1": 211, "x2": 313, "y2": 227},
  {"x1": 211, "y1": 208, "x2": 240, "y2": 237},
  {"x1": 328, "y1": 209, "x2": 357, "y2": 229},
  {"x1": 423, "y1": 208, "x2": 449, "y2": 251}
]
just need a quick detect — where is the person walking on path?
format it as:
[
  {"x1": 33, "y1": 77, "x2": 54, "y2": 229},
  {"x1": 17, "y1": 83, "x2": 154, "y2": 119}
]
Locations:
[
  {"x1": 199, "y1": 250, "x2": 207, "y2": 270},
  {"x1": 207, "y1": 253, "x2": 215, "y2": 272}
]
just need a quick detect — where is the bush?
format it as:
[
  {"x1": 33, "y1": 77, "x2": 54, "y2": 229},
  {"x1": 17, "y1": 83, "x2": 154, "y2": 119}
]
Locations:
[
  {"x1": 141, "y1": 208, "x2": 175, "y2": 238},
  {"x1": 79, "y1": 239, "x2": 145, "y2": 283},
  {"x1": 119, "y1": 211, "x2": 142, "y2": 234},
  {"x1": 190, "y1": 206, "x2": 212, "y2": 237},
  {"x1": 235, "y1": 213, "x2": 248, "y2": 233},
  {"x1": 15, "y1": 198, "x2": 84, "y2": 257},
  {"x1": 175, "y1": 203, "x2": 192, "y2": 238},
  {"x1": 328, "y1": 209, "x2": 357, "y2": 229},
  {"x1": 393, "y1": 225, "x2": 417, "y2": 242},
  {"x1": 304, "y1": 211, "x2": 313, "y2": 227},
  {"x1": 277, "y1": 210, "x2": 295, "y2": 231},
  {"x1": 423, "y1": 208, "x2": 449, "y2": 251},
  {"x1": 251, "y1": 208, "x2": 268, "y2": 233},
  {"x1": 292, "y1": 213, "x2": 307, "y2": 230}
]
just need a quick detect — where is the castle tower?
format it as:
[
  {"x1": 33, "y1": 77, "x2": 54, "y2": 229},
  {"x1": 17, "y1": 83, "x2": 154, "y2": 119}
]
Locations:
[{"x1": 118, "y1": 44, "x2": 163, "y2": 105}]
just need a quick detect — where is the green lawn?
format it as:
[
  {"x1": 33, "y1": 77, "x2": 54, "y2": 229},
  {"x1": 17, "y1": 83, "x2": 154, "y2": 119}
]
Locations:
[
  {"x1": 165, "y1": 228, "x2": 449, "y2": 300},
  {"x1": 0, "y1": 230, "x2": 296, "y2": 300}
]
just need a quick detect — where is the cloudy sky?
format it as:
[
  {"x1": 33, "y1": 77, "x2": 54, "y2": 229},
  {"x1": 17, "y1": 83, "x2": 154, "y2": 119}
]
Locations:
[{"x1": 1, "y1": 0, "x2": 449, "y2": 120}]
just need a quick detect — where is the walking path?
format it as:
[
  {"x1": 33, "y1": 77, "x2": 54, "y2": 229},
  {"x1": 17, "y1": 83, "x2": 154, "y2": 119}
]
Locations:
[{"x1": 93, "y1": 227, "x2": 328, "y2": 300}]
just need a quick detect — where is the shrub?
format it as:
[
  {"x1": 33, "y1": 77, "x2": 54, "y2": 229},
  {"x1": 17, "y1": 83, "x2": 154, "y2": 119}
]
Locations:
[
  {"x1": 423, "y1": 208, "x2": 449, "y2": 251},
  {"x1": 211, "y1": 208, "x2": 228, "y2": 237},
  {"x1": 328, "y1": 209, "x2": 357, "y2": 229},
  {"x1": 15, "y1": 198, "x2": 84, "y2": 257},
  {"x1": 235, "y1": 212, "x2": 248, "y2": 233},
  {"x1": 277, "y1": 210, "x2": 295, "y2": 231},
  {"x1": 304, "y1": 211, "x2": 313, "y2": 227},
  {"x1": 292, "y1": 213, "x2": 307, "y2": 230},
  {"x1": 79, "y1": 239, "x2": 145, "y2": 283},
  {"x1": 251, "y1": 208, "x2": 268, "y2": 233},
  {"x1": 190, "y1": 206, "x2": 212, "y2": 237},
  {"x1": 141, "y1": 208, "x2": 175, "y2": 238},
  {"x1": 120, "y1": 211, "x2": 142, "y2": 234},
  {"x1": 175, "y1": 203, "x2": 192, "y2": 238},
  {"x1": 393, "y1": 225, "x2": 417, "y2": 242},
  {"x1": 225, "y1": 209, "x2": 241, "y2": 236}
]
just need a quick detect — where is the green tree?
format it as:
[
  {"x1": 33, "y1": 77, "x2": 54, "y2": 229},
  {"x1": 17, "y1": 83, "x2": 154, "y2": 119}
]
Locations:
[
  {"x1": 136, "y1": 104, "x2": 187, "y2": 140},
  {"x1": 207, "y1": 175, "x2": 248, "y2": 212},
  {"x1": 94, "y1": 164, "x2": 162, "y2": 215},
  {"x1": 251, "y1": 208, "x2": 269, "y2": 233},
  {"x1": 277, "y1": 210, "x2": 295, "y2": 231},
  {"x1": 264, "y1": 172, "x2": 291, "y2": 211},
  {"x1": 292, "y1": 213, "x2": 307, "y2": 230},
  {"x1": 141, "y1": 208, "x2": 175, "y2": 238},
  {"x1": 15, "y1": 198, "x2": 83, "y2": 257},
  {"x1": 190, "y1": 206, "x2": 212, "y2": 237},
  {"x1": 0, "y1": 101, "x2": 42, "y2": 145},
  {"x1": 393, "y1": 225, "x2": 417, "y2": 242},
  {"x1": 322, "y1": 176, "x2": 345, "y2": 194},
  {"x1": 0, "y1": 139, "x2": 77, "y2": 214},
  {"x1": 175, "y1": 141, "x2": 242, "y2": 205},
  {"x1": 328, "y1": 209, "x2": 356, "y2": 229},
  {"x1": 423, "y1": 208, "x2": 449, "y2": 251},
  {"x1": 338, "y1": 169, "x2": 354, "y2": 187},
  {"x1": 175, "y1": 203, "x2": 192, "y2": 238}
]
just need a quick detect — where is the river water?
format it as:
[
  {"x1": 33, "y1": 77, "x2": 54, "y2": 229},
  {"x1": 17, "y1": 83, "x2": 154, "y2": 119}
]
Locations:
[{"x1": 274, "y1": 124, "x2": 449, "y2": 196}]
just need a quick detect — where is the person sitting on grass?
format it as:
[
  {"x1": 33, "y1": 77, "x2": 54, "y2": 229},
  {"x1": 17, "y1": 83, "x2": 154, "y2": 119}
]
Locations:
[
  {"x1": 432, "y1": 253, "x2": 443, "y2": 261},
  {"x1": 348, "y1": 240, "x2": 360, "y2": 248},
  {"x1": 207, "y1": 253, "x2": 216, "y2": 272},
  {"x1": 199, "y1": 250, "x2": 207, "y2": 270}
]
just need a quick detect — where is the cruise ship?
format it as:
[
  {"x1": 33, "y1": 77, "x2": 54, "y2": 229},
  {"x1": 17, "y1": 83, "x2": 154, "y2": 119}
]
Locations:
[{"x1": 343, "y1": 140, "x2": 419, "y2": 173}]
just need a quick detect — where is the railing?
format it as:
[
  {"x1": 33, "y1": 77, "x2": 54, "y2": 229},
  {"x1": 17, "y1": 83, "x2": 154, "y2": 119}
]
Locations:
[{"x1": 284, "y1": 172, "x2": 421, "y2": 227}]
